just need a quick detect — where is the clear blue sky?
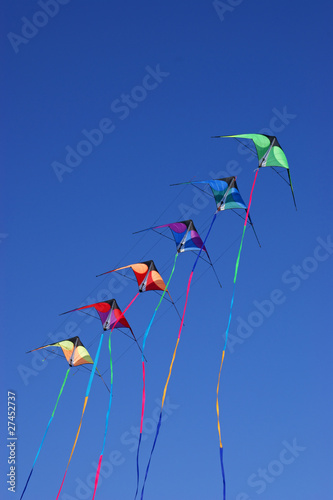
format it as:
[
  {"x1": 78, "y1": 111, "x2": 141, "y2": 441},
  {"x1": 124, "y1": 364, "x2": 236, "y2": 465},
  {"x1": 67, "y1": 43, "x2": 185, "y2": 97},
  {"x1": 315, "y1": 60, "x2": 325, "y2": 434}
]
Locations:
[{"x1": 1, "y1": 1, "x2": 332, "y2": 499}]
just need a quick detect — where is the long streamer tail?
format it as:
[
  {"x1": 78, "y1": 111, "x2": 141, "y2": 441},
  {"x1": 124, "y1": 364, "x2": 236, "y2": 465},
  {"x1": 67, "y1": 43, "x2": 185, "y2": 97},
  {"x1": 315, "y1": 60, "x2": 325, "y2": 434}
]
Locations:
[
  {"x1": 216, "y1": 169, "x2": 259, "y2": 499},
  {"x1": 20, "y1": 368, "x2": 70, "y2": 500},
  {"x1": 216, "y1": 346, "x2": 227, "y2": 498},
  {"x1": 91, "y1": 292, "x2": 140, "y2": 500},
  {"x1": 56, "y1": 333, "x2": 105, "y2": 499},
  {"x1": 140, "y1": 297, "x2": 187, "y2": 499},
  {"x1": 220, "y1": 447, "x2": 226, "y2": 500},
  {"x1": 134, "y1": 253, "x2": 179, "y2": 499},
  {"x1": 140, "y1": 212, "x2": 218, "y2": 498},
  {"x1": 91, "y1": 333, "x2": 113, "y2": 500},
  {"x1": 134, "y1": 362, "x2": 145, "y2": 500}
]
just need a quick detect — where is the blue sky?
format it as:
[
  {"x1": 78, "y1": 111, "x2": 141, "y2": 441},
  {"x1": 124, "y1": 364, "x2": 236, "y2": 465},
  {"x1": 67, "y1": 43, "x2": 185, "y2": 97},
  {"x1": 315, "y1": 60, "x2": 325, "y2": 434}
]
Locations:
[{"x1": 1, "y1": 1, "x2": 332, "y2": 499}]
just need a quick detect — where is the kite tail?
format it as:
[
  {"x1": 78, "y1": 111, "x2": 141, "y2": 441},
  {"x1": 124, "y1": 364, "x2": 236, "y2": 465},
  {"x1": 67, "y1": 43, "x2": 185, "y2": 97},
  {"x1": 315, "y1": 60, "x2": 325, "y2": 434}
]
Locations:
[
  {"x1": 216, "y1": 169, "x2": 259, "y2": 499},
  {"x1": 92, "y1": 333, "x2": 113, "y2": 500},
  {"x1": 134, "y1": 253, "x2": 179, "y2": 499},
  {"x1": 140, "y1": 212, "x2": 217, "y2": 499},
  {"x1": 92, "y1": 292, "x2": 140, "y2": 500},
  {"x1": 216, "y1": 348, "x2": 227, "y2": 499},
  {"x1": 142, "y1": 252, "x2": 179, "y2": 354},
  {"x1": 56, "y1": 333, "x2": 105, "y2": 500},
  {"x1": 20, "y1": 367, "x2": 70, "y2": 500},
  {"x1": 91, "y1": 292, "x2": 139, "y2": 500},
  {"x1": 220, "y1": 447, "x2": 226, "y2": 499},
  {"x1": 140, "y1": 411, "x2": 162, "y2": 500},
  {"x1": 140, "y1": 272, "x2": 193, "y2": 499},
  {"x1": 134, "y1": 362, "x2": 145, "y2": 500}
]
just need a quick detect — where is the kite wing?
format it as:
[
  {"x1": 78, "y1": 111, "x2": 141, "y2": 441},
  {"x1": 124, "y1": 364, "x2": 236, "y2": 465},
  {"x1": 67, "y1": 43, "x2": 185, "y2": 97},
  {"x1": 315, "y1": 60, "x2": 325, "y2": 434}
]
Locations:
[{"x1": 28, "y1": 336, "x2": 93, "y2": 367}]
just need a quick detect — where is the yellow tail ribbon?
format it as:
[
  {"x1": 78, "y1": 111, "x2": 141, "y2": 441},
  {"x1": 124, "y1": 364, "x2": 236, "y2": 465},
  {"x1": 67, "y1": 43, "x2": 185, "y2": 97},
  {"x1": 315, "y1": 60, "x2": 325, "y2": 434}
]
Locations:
[
  {"x1": 66, "y1": 396, "x2": 88, "y2": 468},
  {"x1": 216, "y1": 350, "x2": 225, "y2": 449},
  {"x1": 161, "y1": 337, "x2": 180, "y2": 410}
]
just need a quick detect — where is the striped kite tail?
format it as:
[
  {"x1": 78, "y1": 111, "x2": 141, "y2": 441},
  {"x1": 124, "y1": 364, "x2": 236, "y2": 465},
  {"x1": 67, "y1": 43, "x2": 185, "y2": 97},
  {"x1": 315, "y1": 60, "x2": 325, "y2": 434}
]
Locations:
[
  {"x1": 216, "y1": 168, "x2": 259, "y2": 497},
  {"x1": 20, "y1": 367, "x2": 70, "y2": 500},
  {"x1": 140, "y1": 271, "x2": 193, "y2": 499},
  {"x1": 134, "y1": 253, "x2": 179, "y2": 498}
]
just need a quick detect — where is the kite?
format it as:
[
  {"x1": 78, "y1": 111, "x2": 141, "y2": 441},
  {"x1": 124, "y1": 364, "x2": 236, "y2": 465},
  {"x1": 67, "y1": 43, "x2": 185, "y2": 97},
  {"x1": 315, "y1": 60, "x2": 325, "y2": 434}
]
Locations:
[
  {"x1": 56, "y1": 299, "x2": 135, "y2": 500},
  {"x1": 212, "y1": 134, "x2": 297, "y2": 209},
  {"x1": 90, "y1": 261, "x2": 174, "y2": 500},
  {"x1": 137, "y1": 219, "x2": 219, "y2": 499},
  {"x1": 97, "y1": 260, "x2": 175, "y2": 299},
  {"x1": 212, "y1": 135, "x2": 295, "y2": 499},
  {"x1": 171, "y1": 176, "x2": 260, "y2": 245},
  {"x1": 60, "y1": 298, "x2": 139, "y2": 344},
  {"x1": 20, "y1": 337, "x2": 93, "y2": 500}
]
